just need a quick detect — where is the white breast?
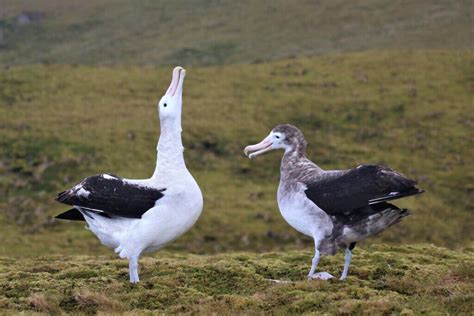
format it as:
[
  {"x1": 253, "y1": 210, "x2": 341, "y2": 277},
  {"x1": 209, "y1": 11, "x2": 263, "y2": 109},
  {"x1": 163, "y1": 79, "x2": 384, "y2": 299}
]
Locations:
[
  {"x1": 277, "y1": 182, "x2": 333, "y2": 239},
  {"x1": 141, "y1": 171, "x2": 203, "y2": 252},
  {"x1": 107, "y1": 168, "x2": 202, "y2": 256}
]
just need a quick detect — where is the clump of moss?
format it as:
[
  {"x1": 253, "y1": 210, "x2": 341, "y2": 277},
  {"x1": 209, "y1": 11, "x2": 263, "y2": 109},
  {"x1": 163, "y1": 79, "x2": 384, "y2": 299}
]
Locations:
[{"x1": 0, "y1": 244, "x2": 472, "y2": 314}]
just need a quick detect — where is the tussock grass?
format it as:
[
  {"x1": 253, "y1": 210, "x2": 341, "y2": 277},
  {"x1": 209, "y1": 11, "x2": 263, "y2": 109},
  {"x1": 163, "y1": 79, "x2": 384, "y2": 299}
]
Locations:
[{"x1": 0, "y1": 245, "x2": 472, "y2": 314}]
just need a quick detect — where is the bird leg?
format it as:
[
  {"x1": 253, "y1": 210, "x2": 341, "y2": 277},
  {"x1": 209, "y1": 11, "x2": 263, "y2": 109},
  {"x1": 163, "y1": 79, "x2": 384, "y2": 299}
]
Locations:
[
  {"x1": 129, "y1": 256, "x2": 140, "y2": 283},
  {"x1": 340, "y1": 248, "x2": 352, "y2": 280},
  {"x1": 308, "y1": 249, "x2": 320, "y2": 277},
  {"x1": 307, "y1": 238, "x2": 333, "y2": 280}
]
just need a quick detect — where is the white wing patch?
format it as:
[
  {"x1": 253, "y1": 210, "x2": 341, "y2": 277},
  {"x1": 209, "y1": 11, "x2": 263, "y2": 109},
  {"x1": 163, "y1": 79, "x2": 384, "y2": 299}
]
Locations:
[
  {"x1": 76, "y1": 187, "x2": 91, "y2": 198},
  {"x1": 102, "y1": 174, "x2": 116, "y2": 180}
]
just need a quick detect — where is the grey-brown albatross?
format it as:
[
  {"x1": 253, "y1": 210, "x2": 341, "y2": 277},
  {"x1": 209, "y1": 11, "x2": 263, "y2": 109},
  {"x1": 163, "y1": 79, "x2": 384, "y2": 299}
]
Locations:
[{"x1": 244, "y1": 124, "x2": 423, "y2": 280}]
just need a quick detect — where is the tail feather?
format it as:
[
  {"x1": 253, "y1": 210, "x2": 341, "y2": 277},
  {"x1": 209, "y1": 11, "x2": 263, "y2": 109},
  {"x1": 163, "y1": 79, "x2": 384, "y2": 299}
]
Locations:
[
  {"x1": 79, "y1": 209, "x2": 123, "y2": 250},
  {"x1": 363, "y1": 203, "x2": 409, "y2": 235},
  {"x1": 56, "y1": 207, "x2": 126, "y2": 251},
  {"x1": 342, "y1": 203, "x2": 409, "y2": 243}
]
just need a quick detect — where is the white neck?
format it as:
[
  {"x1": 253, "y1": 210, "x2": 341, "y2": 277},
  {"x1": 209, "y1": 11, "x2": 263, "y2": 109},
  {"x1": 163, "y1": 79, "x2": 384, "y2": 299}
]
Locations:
[{"x1": 151, "y1": 116, "x2": 185, "y2": 180}]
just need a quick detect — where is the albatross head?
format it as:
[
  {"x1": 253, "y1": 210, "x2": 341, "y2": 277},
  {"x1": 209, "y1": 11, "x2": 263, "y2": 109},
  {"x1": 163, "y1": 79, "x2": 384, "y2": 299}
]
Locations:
[
  {"x1": 244, "y1": 124, "x2": 307, "y2": 159},
  {"x1": 158, "y1": 66, "x2": 186, "y2": 122}
]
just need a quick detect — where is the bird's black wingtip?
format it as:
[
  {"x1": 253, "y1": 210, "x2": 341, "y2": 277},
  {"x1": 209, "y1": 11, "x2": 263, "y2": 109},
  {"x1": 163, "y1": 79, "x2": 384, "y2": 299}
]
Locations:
[
  {"x1": 56, "y1": 190, "x2": 66, "y2": 200},
  {"x1": 408, "y1": 187, "x2": 425, "y2": 197},
  {"x1": 369, "y1": 187, "x2": 424, "y2": 205},
  {"x1": 55, "y1": 208, "x2": 85, "y2": 221},
  {"x1": 56, "y1": 190, "x2": 72, "y2": 203}
]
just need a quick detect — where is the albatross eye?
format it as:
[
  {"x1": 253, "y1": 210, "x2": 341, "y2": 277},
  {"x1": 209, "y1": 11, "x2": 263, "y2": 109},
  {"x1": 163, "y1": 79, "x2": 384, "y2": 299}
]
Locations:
[
  {"x1": 163, "y1": 103, "x2": 167, "y2": 107},
  {"x1": 275, "y1": 135, "x2": 280, "y2": 139}
]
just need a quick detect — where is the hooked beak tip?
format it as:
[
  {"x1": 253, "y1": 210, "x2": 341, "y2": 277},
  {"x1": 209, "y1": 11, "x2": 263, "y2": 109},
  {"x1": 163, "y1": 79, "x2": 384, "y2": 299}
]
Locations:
[
  {"x1": 166, "y1": 66, "x2": 186, "y2": 96},
  {"x1": 244, "y1": 138, "x2": 273, "y2": 159}
]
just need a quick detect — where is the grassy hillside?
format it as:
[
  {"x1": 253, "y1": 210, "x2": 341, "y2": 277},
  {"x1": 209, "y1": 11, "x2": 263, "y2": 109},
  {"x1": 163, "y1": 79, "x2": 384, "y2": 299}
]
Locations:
[
  {"x1": 0, "y1": 245, "x2": 472, "y2": 314},
  {"x1": 0, "y1": 0, "x2": 472, "y2": 66},
  {"x1": 0, "y1": 50, "x2": 472, "y2": 257}
]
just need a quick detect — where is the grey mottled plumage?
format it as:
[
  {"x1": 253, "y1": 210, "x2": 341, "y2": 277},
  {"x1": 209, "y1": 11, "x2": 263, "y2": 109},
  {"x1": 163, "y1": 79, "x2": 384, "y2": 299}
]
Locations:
[{"x1": 245, "y1": 124, "x2": 423, "y2": 280}]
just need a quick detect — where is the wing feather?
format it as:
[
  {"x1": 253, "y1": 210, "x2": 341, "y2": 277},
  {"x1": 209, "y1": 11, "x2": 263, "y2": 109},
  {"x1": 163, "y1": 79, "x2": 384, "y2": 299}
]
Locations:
[
  {"x1": 55, "y1": 174, "x2": 165, "y2": 219},
  {"x1": 304, "y1": 165, "x2": 422, "y2": 215}
]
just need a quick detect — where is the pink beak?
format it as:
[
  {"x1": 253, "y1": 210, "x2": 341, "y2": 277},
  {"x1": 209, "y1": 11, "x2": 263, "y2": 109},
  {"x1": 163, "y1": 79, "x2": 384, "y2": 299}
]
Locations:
[
  {"x1": 166, "y1": 66, "x2": 186, "y2": 96},
  {"x1": 244, "y1": 135, "x2": 273, "y2": 159}
]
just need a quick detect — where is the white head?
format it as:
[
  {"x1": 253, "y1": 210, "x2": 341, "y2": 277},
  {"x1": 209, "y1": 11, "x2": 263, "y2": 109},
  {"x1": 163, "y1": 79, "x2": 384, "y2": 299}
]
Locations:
[{"x1": 158, "y1": 66, "x2": 186, "y2": 123}]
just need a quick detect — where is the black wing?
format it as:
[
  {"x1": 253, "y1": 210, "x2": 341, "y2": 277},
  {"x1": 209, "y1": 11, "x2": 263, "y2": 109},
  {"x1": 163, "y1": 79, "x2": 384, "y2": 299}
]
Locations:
[
  {"x1": 55, "y1": 208, "x2": 112, "y2": 221},
  {"x1": 304, "y1": 165, "x2": 423, "y2": 215},
  {"x1": 55, "y1": 174, "x2": 165, "y2": 219}
]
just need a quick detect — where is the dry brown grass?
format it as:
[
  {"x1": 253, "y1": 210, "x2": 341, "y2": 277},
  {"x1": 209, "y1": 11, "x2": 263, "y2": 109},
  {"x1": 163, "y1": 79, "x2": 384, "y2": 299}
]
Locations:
[
  {"x1": 27, "y1": 292, "x2": 60, "y2": 314},
  {"x1": 73, "y1": 289, "x2": 126, "y2": 313}
]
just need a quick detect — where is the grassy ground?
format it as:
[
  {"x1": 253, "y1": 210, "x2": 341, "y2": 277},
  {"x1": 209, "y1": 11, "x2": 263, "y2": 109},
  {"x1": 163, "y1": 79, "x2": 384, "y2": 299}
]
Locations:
[
  {"x1": 0, "y1": 0, "x2": 472, "y2": 66},
  {"x1": 1, "y1": 50, "x2": 473, "y2": 258},
  {"x1": 0, "y1": 244, "x2": 472, "y2": 314}
]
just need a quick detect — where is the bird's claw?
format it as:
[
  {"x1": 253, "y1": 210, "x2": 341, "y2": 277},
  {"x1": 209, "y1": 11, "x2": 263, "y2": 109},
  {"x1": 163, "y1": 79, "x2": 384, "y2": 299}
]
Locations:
[{"x1": 308, "y1": 272, "x2": 334, "y2": 280}]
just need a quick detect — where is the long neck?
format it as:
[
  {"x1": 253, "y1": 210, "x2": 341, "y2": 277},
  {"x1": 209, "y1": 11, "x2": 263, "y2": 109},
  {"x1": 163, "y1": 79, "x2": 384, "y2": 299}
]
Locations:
[
  {"x1": 280, "y1": 142, "x2": 322, "y2": 181},
  {"x1": 151, "y1": 117, "x2": 185, "y2": 179}
]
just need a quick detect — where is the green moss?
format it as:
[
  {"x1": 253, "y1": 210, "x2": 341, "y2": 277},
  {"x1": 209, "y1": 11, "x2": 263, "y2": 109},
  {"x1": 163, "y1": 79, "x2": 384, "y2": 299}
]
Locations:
[{"x1": 2, "y1": 245, "x2": 470, "y2": 314}]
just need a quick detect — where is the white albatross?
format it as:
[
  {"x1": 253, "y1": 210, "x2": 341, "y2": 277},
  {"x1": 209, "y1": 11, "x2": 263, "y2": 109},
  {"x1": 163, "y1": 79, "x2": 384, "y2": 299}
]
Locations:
[
  {"x1": 55, "y1": 66, "x2": 203, "y2": 283},
  {"x1": 244, "y1": 124, "x2": 423, "y2": 280}
]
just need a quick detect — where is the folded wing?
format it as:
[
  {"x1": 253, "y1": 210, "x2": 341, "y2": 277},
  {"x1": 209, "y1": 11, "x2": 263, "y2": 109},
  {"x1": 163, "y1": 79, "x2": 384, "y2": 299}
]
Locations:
[
  {"x1": 55, "y1": 174, "x2": 165, "y2": 220},
  {"x1": 304, "y1": 165, "x2": 422, "y2": 216}
]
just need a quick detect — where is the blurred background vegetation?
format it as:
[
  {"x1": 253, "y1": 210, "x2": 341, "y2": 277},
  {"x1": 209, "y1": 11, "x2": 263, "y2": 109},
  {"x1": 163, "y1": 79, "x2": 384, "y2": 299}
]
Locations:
[{"x1": 0, "y1": 0, "x2": 472, "y2": 256}]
